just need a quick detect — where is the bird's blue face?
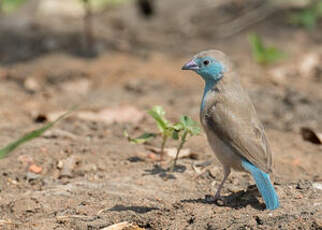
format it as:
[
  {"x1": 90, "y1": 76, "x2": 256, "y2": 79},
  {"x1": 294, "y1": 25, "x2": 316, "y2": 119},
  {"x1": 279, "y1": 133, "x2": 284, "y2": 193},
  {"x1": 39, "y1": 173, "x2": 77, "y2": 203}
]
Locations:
[
  {"x1": 182, "y1": 55, "x2": 225, "y2": 109},
  {"x1": 182, "y1": 56, "x2": 224, "y2": 83}
]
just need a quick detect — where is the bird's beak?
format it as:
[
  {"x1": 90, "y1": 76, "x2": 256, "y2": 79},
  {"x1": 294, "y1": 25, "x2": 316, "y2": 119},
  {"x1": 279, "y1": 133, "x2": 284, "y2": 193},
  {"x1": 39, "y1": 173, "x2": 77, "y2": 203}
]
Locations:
[{"x1": 181, "y1": 59, "x2": 199, "y2": 71}]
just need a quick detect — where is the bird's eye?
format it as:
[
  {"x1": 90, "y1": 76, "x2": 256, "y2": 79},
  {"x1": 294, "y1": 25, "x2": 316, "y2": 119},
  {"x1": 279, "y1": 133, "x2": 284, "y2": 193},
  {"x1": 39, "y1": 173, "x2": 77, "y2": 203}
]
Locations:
[{"x1": 203, "y1": 60, "x2": 210, "y2": 66}]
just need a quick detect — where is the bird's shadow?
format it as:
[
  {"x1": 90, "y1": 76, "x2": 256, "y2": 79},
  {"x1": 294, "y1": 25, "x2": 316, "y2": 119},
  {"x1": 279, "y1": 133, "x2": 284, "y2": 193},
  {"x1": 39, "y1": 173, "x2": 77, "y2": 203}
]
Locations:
[
  {"x1": 181, "y1": 185, "x2": 265, "y2": 210},
  {"x1": 142, "y1": 164, "x2": 186, "y2": 180},
  {"x1": 108, "y1": 204, "x2": 159, "y2": 214}
]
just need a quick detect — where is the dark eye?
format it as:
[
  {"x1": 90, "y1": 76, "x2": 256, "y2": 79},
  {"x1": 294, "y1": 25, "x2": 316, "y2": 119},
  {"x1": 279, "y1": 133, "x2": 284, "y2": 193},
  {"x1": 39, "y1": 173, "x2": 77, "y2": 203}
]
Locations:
[{"x1": 203, "y1": 60, "x2": 209, "y2": 66}]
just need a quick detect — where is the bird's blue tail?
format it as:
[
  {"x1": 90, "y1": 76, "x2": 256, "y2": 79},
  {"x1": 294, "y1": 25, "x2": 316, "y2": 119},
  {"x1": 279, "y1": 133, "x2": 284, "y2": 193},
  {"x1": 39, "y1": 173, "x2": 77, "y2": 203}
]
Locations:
[{"x1": 242, "y1": 160, "x2": 280, "y2": 210}]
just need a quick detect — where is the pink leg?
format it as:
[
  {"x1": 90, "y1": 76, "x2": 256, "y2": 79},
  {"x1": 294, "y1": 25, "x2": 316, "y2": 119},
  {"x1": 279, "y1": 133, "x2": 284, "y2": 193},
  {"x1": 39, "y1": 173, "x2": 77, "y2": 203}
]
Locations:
[{"x1": 214, "y1": 166, "x2": 231, "y2": 200}]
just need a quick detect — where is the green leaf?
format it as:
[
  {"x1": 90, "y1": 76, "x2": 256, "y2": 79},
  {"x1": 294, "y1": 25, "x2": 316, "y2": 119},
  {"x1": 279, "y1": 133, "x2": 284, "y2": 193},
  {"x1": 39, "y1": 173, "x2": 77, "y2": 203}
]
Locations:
[
  {"x1": 290, "y1": 10, "x2": 316, "y2": 29},
  {"x1": 289, "y1": 1, "x2": 322, "y2": 29},
  {"x1": 0, "y1": 0, "x2": 28, "y2": 13},
  {"x1": 248, "y1": 33, "x2": 264, "y2": 63},
  {"x1": 248, "y1": 33, "x2": 285, "y2": 65},
  {"x1": 173, "y1": 122, "x2": 184, "y2": 131},
  {"x1": 180, "y1": 116, "x2": 194, "y2": 127},
  {"x1": 0, "y1": 107, "x2": 76, "y2": 159},
  {"x1": 179, "y1": 115, "x2": 200, "y2": 136},
  {"x1": 148, "y1": 106, "x2": 169, "y2": 133},
  {"x1": 124, "y1": 131, "x2": 157, "y2": 144},
  {"x1": 190, "y1": 126, "x2": 201, "y2": 136},
  {"x1": 264, "y1": 47, "x2": 285, "y2": 64}
]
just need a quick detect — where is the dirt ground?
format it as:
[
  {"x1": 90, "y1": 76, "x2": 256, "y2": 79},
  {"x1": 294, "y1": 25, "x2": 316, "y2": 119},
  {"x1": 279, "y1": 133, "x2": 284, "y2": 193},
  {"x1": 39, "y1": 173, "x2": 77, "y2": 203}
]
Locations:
[{"x1": 0, "y1": 1, "x2": 322, "y2": 229}]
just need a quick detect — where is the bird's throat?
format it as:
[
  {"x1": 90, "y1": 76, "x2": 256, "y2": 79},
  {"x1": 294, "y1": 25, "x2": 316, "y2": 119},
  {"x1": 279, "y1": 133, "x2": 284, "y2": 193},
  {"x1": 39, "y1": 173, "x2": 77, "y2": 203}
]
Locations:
[{"x1": 201, "y1": 79, "x2": 218, "y2": 110}]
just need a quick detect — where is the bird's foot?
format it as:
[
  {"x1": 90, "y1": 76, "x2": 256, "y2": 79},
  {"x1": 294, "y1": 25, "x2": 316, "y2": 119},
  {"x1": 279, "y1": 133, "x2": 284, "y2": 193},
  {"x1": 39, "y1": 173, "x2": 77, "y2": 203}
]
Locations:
[{"x1": 205, "y1": 194, "x2": 225, "y2": 206}]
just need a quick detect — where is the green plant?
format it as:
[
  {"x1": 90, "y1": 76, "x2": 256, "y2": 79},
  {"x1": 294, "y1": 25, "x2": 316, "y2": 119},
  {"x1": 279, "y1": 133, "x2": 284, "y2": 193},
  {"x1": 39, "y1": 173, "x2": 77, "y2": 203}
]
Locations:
[
  {"x1": 124, "y1": 131, "x2": 157, "y2": 144},
  {"x1": 0, "y1": 0, "x2": 28, "y2": 13},
  {"x1": 125, "y1": 106, "x2": 200, "y2": 166},
  {"x1": 248, "y1": 33, "x2": 285, "y2": 65},
  {"x1": 289, "y1": 1, "x2": 322, "y2": 29},
  {"x1": 91, "y1": 0, "x2": 132, "y2": 8},
  {"x1": 147, "y1": 106, "x2": 176, "y2": 160},
  {"x1": 0, "y1": 107, "x2": 76, "y2": 159},
  {"x1": 171, "y1": 115, "x2": 200, "y2": 168}
]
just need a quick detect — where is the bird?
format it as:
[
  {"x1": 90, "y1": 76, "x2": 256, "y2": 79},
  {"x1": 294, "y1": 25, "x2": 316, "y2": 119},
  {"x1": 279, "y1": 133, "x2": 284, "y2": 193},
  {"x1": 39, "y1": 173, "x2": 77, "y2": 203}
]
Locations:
[{"x1": 181, "y1": 50, "x2": 279, "y2": 210}]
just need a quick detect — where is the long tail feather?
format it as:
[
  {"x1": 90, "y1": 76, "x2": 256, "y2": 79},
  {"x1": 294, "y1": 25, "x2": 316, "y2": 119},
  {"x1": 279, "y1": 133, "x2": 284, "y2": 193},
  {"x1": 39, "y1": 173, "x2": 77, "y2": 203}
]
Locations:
[{"x1": 242, "y1": 160, "x2": 279, "y2": 210}]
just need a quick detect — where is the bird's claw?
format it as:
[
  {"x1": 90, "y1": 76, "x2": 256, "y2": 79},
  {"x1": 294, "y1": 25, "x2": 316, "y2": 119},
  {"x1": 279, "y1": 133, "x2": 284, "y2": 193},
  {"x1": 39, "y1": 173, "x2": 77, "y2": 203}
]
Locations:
[
  {"x1": 205, "y1": 194, "x2": 225, "y2": 206},
  {"x1": 205, "y1": 194, "x2": 217, "y2": 203}
]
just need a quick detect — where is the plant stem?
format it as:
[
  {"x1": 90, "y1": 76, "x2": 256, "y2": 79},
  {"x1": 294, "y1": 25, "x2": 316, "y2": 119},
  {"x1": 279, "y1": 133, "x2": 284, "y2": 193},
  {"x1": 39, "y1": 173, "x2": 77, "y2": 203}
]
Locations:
[
  {"x1": 160, "y1": 134, "x2": 168, "y2": 161},
  {"x1": 83, "y1": 0, "x2": 95, "y2": 55},
  {"x1": 174, "y1": 130, "x2": 188, "y2": 167}
]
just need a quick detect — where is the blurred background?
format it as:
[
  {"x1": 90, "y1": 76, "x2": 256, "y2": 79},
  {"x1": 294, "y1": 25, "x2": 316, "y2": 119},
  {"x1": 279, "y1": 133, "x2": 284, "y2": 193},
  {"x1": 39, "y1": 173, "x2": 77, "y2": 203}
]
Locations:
[
  {"x1": 0, "y1": 0, "x2": 321, "y2": 229},
  {"x1": 0, "y1": 0, "x2": 321, "y2": 130}
]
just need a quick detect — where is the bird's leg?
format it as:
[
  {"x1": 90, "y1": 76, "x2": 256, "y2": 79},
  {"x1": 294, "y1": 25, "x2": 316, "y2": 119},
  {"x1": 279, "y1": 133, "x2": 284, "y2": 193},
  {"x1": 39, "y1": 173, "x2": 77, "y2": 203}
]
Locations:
[{"x1": 213, "y1": 166, "x2": 231, "y2": 200}]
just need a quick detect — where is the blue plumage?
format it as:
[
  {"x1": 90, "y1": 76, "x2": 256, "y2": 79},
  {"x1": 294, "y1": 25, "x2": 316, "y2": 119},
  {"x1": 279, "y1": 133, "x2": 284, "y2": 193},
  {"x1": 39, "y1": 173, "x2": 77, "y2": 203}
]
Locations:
[
  {"x1": 201, "y1": 80, "x2": 216, "y2": 110},
  {"x1": 242, "y1": 159, "x2": 280, "y2": 210},
  {"x1": 194, "y1": 56, "x2": 224, "y2": 81},
  {"x1": 190, "y1": 56, "x2": 224, "y2": 110}
]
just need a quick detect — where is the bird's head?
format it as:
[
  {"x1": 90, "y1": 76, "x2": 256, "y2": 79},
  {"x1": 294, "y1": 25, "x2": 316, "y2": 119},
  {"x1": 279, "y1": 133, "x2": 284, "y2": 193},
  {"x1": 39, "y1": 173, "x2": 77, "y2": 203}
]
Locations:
[{"x1": 181, "y1": 50, "x2": 232, "y2": 83}]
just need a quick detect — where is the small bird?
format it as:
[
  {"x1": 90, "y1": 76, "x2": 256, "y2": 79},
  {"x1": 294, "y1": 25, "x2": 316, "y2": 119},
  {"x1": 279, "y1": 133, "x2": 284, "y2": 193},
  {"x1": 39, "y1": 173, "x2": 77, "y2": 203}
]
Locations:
[{"x1": 182, "y1": 50, "x2": 279, "y2": 210}]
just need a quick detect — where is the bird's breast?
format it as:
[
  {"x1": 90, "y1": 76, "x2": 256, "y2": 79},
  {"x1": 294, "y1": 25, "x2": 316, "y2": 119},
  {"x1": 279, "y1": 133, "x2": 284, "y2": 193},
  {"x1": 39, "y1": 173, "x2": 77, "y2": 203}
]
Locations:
[{"x1": 204, "y1": 124, "x2": 244, "y2": 171}]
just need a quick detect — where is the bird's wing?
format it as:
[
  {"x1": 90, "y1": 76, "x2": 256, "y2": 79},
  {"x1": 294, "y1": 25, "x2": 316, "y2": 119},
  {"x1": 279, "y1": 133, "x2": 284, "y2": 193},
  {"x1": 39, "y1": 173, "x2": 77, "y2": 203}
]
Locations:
[{"x1": 204, "y1": 84, "x2": 272, "y2": 173}]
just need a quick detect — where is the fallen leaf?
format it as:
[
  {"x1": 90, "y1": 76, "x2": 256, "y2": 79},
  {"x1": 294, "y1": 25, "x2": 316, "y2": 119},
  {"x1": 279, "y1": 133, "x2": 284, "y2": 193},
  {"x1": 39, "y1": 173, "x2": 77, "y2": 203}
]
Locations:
[
  {"x1": 43, "y1": 129, "x2": 77, "y2": 140},
  {"x1": 29, "y1": 164, "x2": 42, "y2": 174},
  {"x1": 101, "y1": 222, "x2": 145, "y2": 230},
  {"x1": 165, "y1": 148, "x2": 191, "y2": 159},
  {"x1": 300, "y1": 127, "x2": 322, "y2": 144},
  {"x1": 77, "y1": 106, "x2": 145, "y2": 125}
]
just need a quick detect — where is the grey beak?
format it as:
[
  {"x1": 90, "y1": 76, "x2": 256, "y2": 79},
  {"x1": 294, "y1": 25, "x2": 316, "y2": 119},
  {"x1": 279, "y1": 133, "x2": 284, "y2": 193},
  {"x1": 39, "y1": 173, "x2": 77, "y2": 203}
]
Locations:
[{"x1": 182, "y1": 59, "x2": 199, "y2": 70}]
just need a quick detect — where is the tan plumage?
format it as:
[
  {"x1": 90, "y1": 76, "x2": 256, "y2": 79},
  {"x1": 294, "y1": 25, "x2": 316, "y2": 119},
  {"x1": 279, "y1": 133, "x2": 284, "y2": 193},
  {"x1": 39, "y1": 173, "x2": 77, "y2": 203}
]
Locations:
[
  {"x1": 193, "y1": 50, "x2": 272, "y2": 173},
  {"x1": 182, "y1": 50, "x2": 279, "y2": 207},
  {"x1": 201, "y1": 68, "x2": 272, "y2": 173}
]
